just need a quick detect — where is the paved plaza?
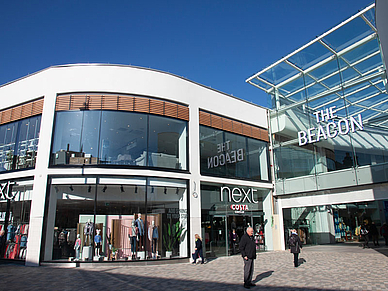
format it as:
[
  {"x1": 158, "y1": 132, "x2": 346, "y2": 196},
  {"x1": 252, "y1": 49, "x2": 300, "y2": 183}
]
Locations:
[{"x1": 1, "y1": 243, "x2": 388, "y2": 291}]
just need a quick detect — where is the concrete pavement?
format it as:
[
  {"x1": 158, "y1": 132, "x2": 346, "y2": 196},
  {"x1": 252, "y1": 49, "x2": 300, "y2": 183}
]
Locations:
[{"x1": 1, "y1": 243, "x2": 388, "y2": 290}]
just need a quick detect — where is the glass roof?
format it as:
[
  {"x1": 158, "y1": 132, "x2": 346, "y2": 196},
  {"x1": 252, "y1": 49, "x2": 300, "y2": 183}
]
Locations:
[{"x1": 247, "y1": 3, "x2": 387, "y2": 128}]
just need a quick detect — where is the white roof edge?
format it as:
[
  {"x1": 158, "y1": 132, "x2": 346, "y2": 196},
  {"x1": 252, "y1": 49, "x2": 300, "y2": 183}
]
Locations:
[
  {"x1": 245, "y1": 2, "x2": 376, "y2": 83},
  {"x1": 0, "y1": 63, "x2": 268, "y2": 110}
]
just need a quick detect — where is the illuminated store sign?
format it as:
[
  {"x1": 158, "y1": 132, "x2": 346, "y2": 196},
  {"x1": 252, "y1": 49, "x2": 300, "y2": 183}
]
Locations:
[
  {"x1": 298, "y1": 106, "x2": 364, "y2": 146},
  {"x1": 0, "y1": 181, "x2": 16, "y2": 200},
  {"x1": 207, "y1": 140, "x2": 244, "y2": 169},
  {"x1": 220, "y1": 186, "x2": 259, "y2": 204}
]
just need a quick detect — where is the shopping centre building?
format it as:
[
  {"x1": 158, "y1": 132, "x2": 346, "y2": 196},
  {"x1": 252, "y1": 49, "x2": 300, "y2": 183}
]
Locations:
[
  {"x1": 1, "y1": 2, "x2": 387, "y2": 266},
  {"x1": 0, "y1": 64, "x2": 272, "y2": 266},
  {"x1": 247, "y1": 2, "x2": 388, "y2": 248}
]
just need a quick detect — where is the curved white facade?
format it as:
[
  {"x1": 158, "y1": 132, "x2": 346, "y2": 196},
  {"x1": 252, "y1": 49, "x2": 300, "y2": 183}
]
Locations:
[{"x1": 0, "y1": 64, "x2": 273, "y2": 266}]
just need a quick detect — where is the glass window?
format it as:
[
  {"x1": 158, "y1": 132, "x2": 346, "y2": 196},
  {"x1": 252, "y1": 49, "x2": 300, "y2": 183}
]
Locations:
[
  {"x1": 200, "y1": 125, "x2": 269, "y2": 181},
  {"x1": 0, "y1": 181, "x2": 33, "y2": 260},
  {"x1": 200, "y1": 126, "x2": 226, "y2": 177},
  {"x1": 99, "y1": 111, "x2": 147, "y2": 166},
  {"x1": 44, "y1": 177, "x2": 188, "y2": 262},
  {"x1": 0, "y1": 122, "x2": 20, "y2": 171},
  {"x1": 148, "y1": 115, "x2": 187, "y2": 170},
  {"x1": 15, "y1": 116, "x2": 41, "y2": 169},
  {"x1": 80, "y1": 111, "x2": 100, "y2": 162},
  {"x1": 51, "y1": 111, "x2": 83, "y2": 165}
]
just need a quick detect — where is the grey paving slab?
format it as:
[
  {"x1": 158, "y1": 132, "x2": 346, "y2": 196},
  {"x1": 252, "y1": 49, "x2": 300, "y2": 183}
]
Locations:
[{"x1": 1, "y1": 244, "x2": 387, "y2": 291}]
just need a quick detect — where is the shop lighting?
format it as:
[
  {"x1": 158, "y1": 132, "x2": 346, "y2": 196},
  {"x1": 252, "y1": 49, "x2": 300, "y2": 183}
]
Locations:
[
  {"x1": 151, "y1": 186, "x2": 154, "y2": 193},
  {"x1": 176, "y1": 187, "x2": 179, "y2": 195},
  {"x1": 102, "y1": 185, "x2": 107, "y2": 192},
  {"x1": 54, "y1": 186, "x2": 59, "y2": 193},
  {"x1": 135, "y1": 186, "x2": 138, "y2": 193},
  {"x1": 164, "y1": 187, "x2": 167, "y2": 194},
  {"x1": 88, "y1": 185, "x2": 92, "y2": 192},
  {"x1": 69, "y1": 185, "x2": 74, "y2": 191},
  {"x1": 120, "y1": 185, "x2": 125, "y2": 193}
]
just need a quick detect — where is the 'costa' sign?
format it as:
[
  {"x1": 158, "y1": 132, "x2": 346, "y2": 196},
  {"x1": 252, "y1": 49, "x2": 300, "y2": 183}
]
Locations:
[{"x1": 230, "y1": 204, "x2": 249, "y2": 211}]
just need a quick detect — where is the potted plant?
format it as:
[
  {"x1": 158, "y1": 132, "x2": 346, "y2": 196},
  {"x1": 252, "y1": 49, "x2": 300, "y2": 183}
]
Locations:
[
  {"x1": 163, "y1": 221, "x2": 186, "y2": 258},
  {"x1": 111, "y1": 247, "x2": 117, "y2": 261}
]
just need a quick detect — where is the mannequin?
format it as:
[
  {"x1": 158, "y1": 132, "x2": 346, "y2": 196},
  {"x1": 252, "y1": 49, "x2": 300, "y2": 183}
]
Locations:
[
  {"x1": 148, "y1": 220, "x2": 158, "y2": 259},
  {"x1": 74, "y1": 234, "x2": 81, "y2": 260},
  {"x1": 135, "y1": 213, "x2": 144, "y2": 251},
  {"x1": 129, "y1": 220, "x2": 137, "y2": 260},
  {"x1": 94, "y1": 229, "x2": 102, "y2": 257},
  {"x1": 83, "y1": 219, "x2": 94, "y2": 245}
]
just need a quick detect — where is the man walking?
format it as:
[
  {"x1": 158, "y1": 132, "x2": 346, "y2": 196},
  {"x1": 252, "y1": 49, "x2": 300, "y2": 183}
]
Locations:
[{"x1": 239, "y1": 227, "x2": 256, "y2": 289}]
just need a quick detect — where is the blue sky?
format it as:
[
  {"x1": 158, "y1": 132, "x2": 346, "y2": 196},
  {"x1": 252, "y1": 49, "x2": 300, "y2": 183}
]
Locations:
[{"x1": 0, "y1": 0, "x2": 373, "y2": 107}]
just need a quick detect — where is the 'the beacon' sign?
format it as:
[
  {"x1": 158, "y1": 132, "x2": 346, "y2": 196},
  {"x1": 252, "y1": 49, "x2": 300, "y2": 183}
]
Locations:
[{"x1": 298, "y1": 106, "x2": 364, "y2": 146}]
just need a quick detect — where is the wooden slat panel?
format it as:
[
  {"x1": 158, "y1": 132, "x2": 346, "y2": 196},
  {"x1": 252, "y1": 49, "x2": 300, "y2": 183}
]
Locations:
[
  {"x1": 134, "y1": 97, "x2": 150, "y2": 113},
  {"x1": 251, "y1": 127, "x2": 261, "y2": 139},
  {"x1": 21, "y1": 103, "x2": 33, "y2": 119},
  {"x1": 150, "y1": 99, "x2": 164, "y2": 115},
  {"x1": 10, "y1": 106, "x2": 22, "y2": 122},
  {"x1": 32, "y1": 99, "x2": 44, "y2": 116},
  {"x1": 222, "y1": 118, "x2": 233, "y2": 132},
  {"x1": 242, "y1": 124, "x2": 252, "y2": 137},
  {"x1": 1, "y1": 109, "x2": 12, "y2": 124},
  {"x1": 211, "y1": 115, "x2": 223, "y2": 130},
  {"x1": 56, "y1": 95, "x2": 71, "y2": 111},
  {"x1": 199, "y1": 111, "x2": 211, "y2": 126},
  {"x1": 232, "y1": 121, "x2": 243, "y2": 135},
  {"x1": 164, "y1": 102, "x2": 177, "y2": 118},
  {"x1": 70, "y1": 95, "x2": 87, "y2": 110},
  {"x1": 88, "y1": 95, "x2": 102, "y2": 110},
  {"x1": 260, "y1": 129, "x2": 269, "y2": 142},
  {"x1": 102, "y1": 95, "x2": 118, "y2": 110},
  {"x1": 118, "y1": 96, "x2": 134, "y2": 111},
  {"x1": 177, "y1": 105, "x2": 189, "y2": 121}
]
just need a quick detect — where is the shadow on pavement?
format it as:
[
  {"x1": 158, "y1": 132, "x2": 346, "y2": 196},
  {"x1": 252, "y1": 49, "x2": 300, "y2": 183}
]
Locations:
[
  {"x1": 298, "y1": 258, "x2": 306, "y2": 266},
  {"x1": 253, "y1": 270, "x2": 274, "y2": 283},
  {"x1": 0, "y1": 264, "x2": 353, "y2": 291}
]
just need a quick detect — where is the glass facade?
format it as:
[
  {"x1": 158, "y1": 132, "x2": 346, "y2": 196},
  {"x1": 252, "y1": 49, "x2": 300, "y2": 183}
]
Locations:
[
  {"x1": 44, "y1": 177, "x2": 188, "y2": 261},
  {"x1": 0, "y1": 180, "x2": 33, "y2": 260},
  {"x1": 283, "y1": 200, "x2": 388, "y2": 247},
  {"x1": 51, "y1": 111, "x2": 187, "y2": 170},
  {"x1": 201, "y1": 183, "x2": 270, "y2": 257},
  {"x1": 247, "y1": 5, "x2": 388, "y2": 195},
  {"x1": 199, "y1": 125, "x2": 269, "y2": 181},
  {"x1": 0, "y1": 116, "x2": 41, "y2": 172}
]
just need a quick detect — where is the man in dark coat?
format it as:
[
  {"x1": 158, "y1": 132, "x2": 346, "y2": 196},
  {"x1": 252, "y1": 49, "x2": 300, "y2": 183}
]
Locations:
[
  {"x1": 289, "y1": 229, "x2": 302, "y2": 267},
  {"x1": 239, "y1": 227, "x2": 256, "y2": 289}
]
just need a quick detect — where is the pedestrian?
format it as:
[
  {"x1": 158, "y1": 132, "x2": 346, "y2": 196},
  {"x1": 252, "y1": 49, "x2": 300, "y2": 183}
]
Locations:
[
  {"x1": 231, "y1": 229, "x2": 238, "y2": 255},
  {"x1": 191, "y1": 234, "x2": 204, "y2": 264},
  {"x1": 360, "y1": 223, "x2": 369, "y2": 248},
  {"x1": 239, "y1": 227, "x2": 256, "y2": 289},
  {"x1": 380, "y1": 222, "x2": 388, "y2": 246},
  {"x1": 369, "y1": 222, "x2": 379, "y2": 246},
  {"x1": 288, "y1": 229, "x2": 302, "y2": 267}
]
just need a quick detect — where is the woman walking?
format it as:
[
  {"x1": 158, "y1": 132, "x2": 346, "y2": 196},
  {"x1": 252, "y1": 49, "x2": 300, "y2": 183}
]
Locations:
[{"x1": 288, "y1": 229, "x2": 302, "y2": 267}]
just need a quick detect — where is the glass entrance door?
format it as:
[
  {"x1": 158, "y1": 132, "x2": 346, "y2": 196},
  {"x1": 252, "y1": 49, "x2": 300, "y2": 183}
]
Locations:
[{"x1": 204, "y1": 216, "x2": 227, "y2": 257}]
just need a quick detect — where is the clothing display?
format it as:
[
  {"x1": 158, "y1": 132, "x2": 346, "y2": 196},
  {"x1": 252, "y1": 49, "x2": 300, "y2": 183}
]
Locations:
[{"x1": 83, "y1": 221, "x2": 94, "y2": 244}]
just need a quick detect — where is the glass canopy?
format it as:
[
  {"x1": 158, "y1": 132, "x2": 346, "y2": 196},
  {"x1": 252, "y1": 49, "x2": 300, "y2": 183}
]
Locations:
[{"x1": 246, "y1": 3, "x2": 387, "y2": 129}]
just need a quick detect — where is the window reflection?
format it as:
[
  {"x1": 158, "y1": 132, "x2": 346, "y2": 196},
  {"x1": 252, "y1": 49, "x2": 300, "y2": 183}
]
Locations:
[{"x1": 51, "y1": 110, "x2": 188, "y2": 170}]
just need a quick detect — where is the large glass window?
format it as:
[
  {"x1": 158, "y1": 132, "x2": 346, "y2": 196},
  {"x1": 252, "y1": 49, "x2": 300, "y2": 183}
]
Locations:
[
  {"x1": 51, "y1": 110, "x2": 187, "y2": 170},
  {"x1": 44, "y1": 177, "x2": 188, "y2": 262},
  {"x1": 148, "y1": 115, "x2": 187, "y2": 170},
  {"x1": 99, "y1": 112, "x2": 147, "y2": 166},
  {"x1": 0, "y1": 180, "x2": 33, "y2": 260},
  {"x1": 200, "y1": 125, "x2": 269, "y2": 181},
  {"x1": 0, "y1": 116, "x2": 41, "y2": 172}
]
